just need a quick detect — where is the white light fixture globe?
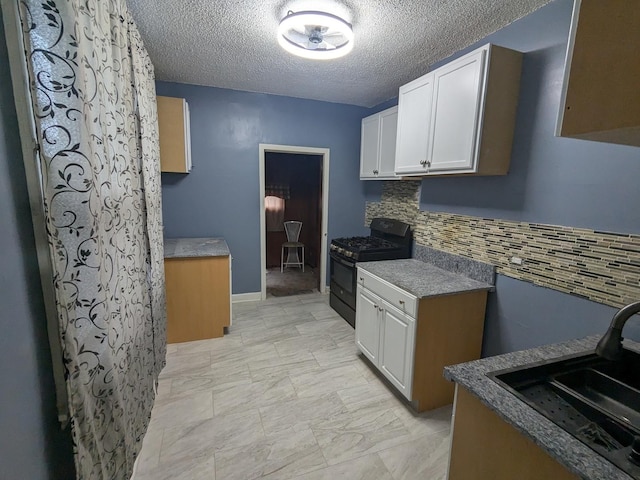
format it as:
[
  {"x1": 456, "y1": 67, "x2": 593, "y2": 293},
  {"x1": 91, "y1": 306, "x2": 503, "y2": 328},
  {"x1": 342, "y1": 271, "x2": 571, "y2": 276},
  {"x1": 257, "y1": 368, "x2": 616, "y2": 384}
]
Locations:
[{"x1": 277, "y1": 10, "x2": 354, "y2": 60}]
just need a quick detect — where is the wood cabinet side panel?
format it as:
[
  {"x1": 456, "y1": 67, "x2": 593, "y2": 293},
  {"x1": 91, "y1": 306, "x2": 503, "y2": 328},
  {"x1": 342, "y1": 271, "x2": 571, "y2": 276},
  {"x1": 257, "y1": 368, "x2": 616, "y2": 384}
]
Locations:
[
  {"x1": 157, "y1": 96, "x2": 187, "y2": 173},
  {"x1": 448, "y1": 387, "x2": 579, "y2": 480},
  {"x1": 476, "y1": 46, "x2": 523, "y2": 176},
  {"x1": 412, "y1": 290, "x2": 487, "y2": 411},
  {"x1": 560, "y1": 0, "x2": 640, "y2": 139},
  {"x1": 164, "y1": 256, "x2": 230, "y2": 343}
]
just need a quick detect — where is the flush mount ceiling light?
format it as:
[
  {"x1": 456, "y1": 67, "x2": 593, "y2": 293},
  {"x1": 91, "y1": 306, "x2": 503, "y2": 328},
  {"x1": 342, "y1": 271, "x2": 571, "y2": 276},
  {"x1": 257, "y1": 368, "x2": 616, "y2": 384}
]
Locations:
[{"x1": 277, "y1": 10, "x2": 354, "y2": 60}]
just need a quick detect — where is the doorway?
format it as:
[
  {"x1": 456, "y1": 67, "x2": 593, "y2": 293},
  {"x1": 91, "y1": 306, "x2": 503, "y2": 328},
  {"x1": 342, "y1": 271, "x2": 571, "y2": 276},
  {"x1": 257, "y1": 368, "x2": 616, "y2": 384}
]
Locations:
[{"x1": 259, "y1": 144, "x2": 329, "y2": 300}]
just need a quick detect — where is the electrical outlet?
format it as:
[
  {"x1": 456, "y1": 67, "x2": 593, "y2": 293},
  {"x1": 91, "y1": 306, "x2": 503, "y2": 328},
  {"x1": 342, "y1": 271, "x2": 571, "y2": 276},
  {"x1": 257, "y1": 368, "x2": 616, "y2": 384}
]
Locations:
[{"x1": 510, "y1": 256, "x2": 523, "y2": 265}]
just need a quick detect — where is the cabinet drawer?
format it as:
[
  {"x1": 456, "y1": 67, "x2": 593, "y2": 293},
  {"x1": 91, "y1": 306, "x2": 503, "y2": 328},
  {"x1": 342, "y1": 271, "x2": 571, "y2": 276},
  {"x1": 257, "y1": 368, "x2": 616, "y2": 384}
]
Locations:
[{"x1": 357, "y1": 268, "x2": 418, "y2": 317}]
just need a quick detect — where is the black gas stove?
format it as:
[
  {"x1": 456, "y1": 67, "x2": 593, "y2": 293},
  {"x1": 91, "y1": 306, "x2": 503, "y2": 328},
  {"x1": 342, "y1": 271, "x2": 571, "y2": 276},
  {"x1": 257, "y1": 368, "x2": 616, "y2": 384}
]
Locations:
[
  {"x1": 329, "y1": 218, "x2": 412, "y2": 327},
  {"x1": 330, "y1": 236, "x2": 408, "y2": 261}
]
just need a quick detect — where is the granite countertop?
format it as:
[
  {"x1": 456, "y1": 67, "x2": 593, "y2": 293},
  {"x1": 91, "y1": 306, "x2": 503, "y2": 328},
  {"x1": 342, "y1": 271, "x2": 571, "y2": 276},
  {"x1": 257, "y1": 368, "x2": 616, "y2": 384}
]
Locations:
[
  {"x1": 357, "y1": 258, "x2": 494, "y2": 299},
  {"x1": 164, "y1": 237, "x2": 230, "y2": 258},
  {"x1": 444, "y1": 336, "x2": 640, "y2": 480}
]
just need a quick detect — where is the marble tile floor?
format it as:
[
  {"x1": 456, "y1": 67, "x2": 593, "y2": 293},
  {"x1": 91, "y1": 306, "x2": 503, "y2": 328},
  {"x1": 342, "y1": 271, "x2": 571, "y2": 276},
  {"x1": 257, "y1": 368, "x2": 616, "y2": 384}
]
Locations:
[{"x1": 134, "y1": 292, "x2": 453, "y2": 480}]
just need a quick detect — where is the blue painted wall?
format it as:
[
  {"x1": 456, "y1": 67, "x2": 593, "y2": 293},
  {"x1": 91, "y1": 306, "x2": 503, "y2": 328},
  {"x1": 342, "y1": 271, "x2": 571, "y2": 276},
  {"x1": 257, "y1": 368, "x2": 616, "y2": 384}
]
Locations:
[
  {"x1": 370, "y1": 0, "x2": 640, "y2": 355},
  {"x1": 0, "y1": 12, "x2": 75, "y2": 479},
  {"x1": 157, "y1": 83, "x2": 381, "y2": 293}
]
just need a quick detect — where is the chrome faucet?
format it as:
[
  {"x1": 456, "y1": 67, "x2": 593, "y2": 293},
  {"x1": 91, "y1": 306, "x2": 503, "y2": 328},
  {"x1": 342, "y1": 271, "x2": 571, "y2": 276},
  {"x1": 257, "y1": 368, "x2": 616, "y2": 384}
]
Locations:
[{"x1": 595, "y1": 300, "x2": 640, "y2": 360}]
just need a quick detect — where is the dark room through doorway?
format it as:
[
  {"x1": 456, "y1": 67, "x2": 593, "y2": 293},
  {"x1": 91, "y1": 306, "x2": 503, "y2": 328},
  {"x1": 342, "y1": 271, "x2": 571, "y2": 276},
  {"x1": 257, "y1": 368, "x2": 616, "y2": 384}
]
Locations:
[{"x1": 264, "y1": 152, "x2": 323, "y2": 297}]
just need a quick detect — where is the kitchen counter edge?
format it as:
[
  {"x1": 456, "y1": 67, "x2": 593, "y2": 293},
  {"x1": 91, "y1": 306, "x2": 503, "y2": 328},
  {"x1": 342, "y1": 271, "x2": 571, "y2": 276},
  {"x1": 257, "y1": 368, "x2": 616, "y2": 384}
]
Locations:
[
  {"x1": 164, "y1": 237, "x2": 230, "y2": 258},
  {"x1": 356, "y1": 258, "x2": 493, "y2": 299},
  {"x1": 444, "y1": 335, "x2": 640, "y2": 480}
]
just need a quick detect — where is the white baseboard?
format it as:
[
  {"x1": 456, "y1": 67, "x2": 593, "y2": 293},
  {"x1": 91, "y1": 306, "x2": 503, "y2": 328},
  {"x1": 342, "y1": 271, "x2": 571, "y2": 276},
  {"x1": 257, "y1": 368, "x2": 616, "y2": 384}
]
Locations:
[{"x1": 232, "y1": 292, "x2": 262, "y2": 303}]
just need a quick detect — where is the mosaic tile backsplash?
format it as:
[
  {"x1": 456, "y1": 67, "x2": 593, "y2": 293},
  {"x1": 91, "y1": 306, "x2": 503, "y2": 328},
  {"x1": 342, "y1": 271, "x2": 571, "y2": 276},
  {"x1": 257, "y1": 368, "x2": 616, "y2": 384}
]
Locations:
[{"x1": 365, "y1": 181, "x2": 640, "y2": 309}]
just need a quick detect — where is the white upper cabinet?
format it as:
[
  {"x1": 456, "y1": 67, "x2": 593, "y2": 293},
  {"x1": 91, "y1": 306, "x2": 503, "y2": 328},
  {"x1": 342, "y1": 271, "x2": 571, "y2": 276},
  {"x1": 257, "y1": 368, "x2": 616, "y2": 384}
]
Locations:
[
  {"x1": 360, "y1": 106, "x2": 399, "y2": 180},
  {"x1": 428, "y1": 49, "x2": 485, "y2": 173},
  {"x1": 556, "y1": 0, "x2": 640, "y2": 147},
  {"x1": 394, "y1": 75, "x2": 434, "y2": 175},
  {"x1": 360, "y1": 115, "x2": 379, "y2": 177},
  {"x1": 378, "y1": 109, "x2": 398, "y2": 177},
  {"x1": 394, "y1": 43, "x2": 522, "y2": 177}
]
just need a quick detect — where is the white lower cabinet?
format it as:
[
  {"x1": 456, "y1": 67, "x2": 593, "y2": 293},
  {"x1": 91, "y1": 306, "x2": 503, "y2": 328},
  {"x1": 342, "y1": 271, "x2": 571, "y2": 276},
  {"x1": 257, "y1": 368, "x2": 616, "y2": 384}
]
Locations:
[
  {"x1": 355, "y1": 266, "x2": 489, "y2": 412},
  {"x1": 356, "y1": 286, "x2": 416, "y2": 399},
  {"x1": 379, "y1": 304, "x2": 416, "y2": 399},
  {"x1": 355, "y1": 288, "x2": 382, "y2": 363}
]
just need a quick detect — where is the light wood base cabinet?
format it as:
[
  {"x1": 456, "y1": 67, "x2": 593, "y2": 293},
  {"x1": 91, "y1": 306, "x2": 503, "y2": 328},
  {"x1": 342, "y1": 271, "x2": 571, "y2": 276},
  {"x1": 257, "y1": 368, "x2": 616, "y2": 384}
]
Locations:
[
  {"x1": 447, "y1": 386, "x2": 578, "y2": 480},
  {"x1": 164, "y1": 256, "x2": 230, "y2": 343}
]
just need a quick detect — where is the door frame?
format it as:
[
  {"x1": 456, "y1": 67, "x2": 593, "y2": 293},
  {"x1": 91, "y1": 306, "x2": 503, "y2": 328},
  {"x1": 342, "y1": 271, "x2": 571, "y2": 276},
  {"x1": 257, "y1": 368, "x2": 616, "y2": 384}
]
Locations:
[{"x1": 259, "y1": 143, "x2": 329, "y2": 299}]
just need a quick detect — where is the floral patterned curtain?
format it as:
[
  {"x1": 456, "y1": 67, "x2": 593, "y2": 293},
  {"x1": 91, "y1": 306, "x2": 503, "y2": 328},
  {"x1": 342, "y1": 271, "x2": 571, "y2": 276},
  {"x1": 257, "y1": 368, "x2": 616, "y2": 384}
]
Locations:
[{"x1": 17, "y1": 1, "x2": 166, "y2": 479}]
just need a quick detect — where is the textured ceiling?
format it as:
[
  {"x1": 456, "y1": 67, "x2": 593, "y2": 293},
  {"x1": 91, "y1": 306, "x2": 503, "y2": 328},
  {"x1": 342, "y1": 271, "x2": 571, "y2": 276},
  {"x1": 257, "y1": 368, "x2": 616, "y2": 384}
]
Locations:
[{"x1": 127, "y1": 0, "x2": 552, "y2": 107}]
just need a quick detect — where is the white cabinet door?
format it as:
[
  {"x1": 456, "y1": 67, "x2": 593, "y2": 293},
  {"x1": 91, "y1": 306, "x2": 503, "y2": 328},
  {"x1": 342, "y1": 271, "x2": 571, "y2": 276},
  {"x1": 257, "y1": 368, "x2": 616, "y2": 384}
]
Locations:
[
  {"x1": 428, "y1": 48, "x2": 486, "y2": 173},
  {"x1": 360, "y1": 114, "x2": 380, "y2": 178},
  {"x1": 355, "y1": 287, "x2": 381, "y2": 363},
  {"x1": 377, "y1": 107, "x2": 398, "y2": 178},
  {"x1": 395, "y1": 73, "x2": 435, "y2": 175},
  {"x1": 360, "y1": 107, "x2": 399, "y2": 180},
  {"x1": 379, "y1": 304, "x2": 416, "y2": 400}
]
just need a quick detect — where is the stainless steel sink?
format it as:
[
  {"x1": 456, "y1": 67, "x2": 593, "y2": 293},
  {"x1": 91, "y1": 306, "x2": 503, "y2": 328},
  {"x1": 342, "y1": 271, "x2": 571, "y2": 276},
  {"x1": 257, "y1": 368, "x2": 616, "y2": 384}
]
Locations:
[{"x1": 489, "y1": 349, "x2": 640, "y2": 478}]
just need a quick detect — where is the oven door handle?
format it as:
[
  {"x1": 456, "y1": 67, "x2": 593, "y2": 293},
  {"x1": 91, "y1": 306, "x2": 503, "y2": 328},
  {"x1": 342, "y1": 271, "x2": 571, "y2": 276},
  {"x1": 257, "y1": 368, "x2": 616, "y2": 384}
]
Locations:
[{"x1": 330, "y1": 251, "x2": 355, "y2": 268}]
